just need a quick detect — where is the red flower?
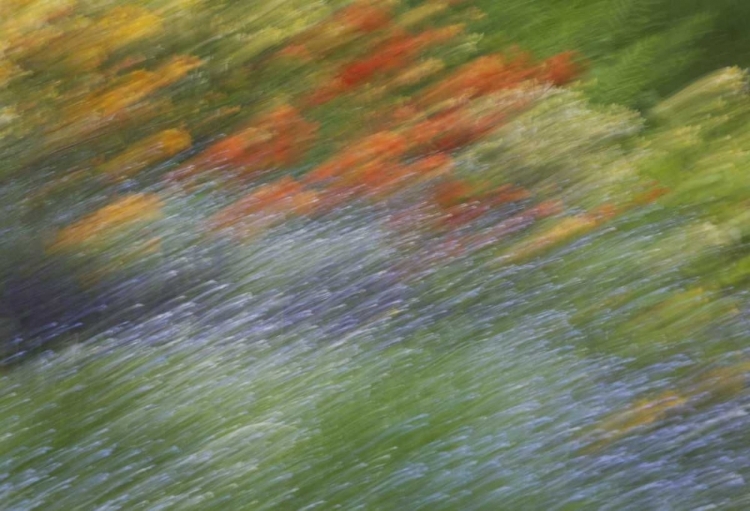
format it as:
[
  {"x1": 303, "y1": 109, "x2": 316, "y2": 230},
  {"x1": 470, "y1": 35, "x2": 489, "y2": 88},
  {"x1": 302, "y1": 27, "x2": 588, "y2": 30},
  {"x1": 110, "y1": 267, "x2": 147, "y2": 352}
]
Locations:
[
  {"x1": 340, "y1": 25, "x2": 463, "y2": 87},
  {"x1": 536, "y1": 51, "x2": 582, "y2": 86}
]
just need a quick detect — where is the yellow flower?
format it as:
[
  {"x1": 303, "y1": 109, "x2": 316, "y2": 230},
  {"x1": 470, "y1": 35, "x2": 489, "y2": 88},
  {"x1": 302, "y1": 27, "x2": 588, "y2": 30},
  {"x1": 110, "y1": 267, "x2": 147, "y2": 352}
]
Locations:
[
  {"x1": 99, "y1": 128, "x2": 192, "y2": 180},
  {"x1": 96, "y1": 5, "x2": 163, "y2": 52},
  {"x1": 591, "y1": 391, "x2": 688, "y2": 448},
  {"x1": 502, "y1": 214, "x2": 599, "y2": 263},
  {"x1": 83, "y1": 55, "x2": 201, "y2": 116},
  {"x1": 397, "y1": 1, "x2": 448, "y2": 28}
]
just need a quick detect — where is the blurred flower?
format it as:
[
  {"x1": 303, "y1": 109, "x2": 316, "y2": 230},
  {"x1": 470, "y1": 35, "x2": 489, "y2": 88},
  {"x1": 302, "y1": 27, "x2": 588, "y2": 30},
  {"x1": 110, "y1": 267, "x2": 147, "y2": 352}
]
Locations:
[{"x1": 49, "y1": 194, "x2": 164, "y2": 253}]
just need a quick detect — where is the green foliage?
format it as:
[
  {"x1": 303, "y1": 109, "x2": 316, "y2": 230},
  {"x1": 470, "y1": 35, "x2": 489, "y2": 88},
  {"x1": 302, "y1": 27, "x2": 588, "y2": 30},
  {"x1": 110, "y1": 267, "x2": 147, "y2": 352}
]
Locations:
[
  {"x1": 4, "y1": 2, "x2": 750, "y2": 509},
  {"x1": 474, "y1": 0, "x2": 750, "y2": 108}
]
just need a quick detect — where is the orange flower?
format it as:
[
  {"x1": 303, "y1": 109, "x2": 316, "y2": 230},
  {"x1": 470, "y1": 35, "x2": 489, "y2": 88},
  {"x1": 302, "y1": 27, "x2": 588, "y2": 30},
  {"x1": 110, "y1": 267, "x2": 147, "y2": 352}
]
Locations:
[
  {"x1": 352, "y1": 159, "x2": 410, "y2": 192},
  {"x1": 536, "y1": 51, "x2": 583, "y2": 86},
  {"x1": 208, "y1": 133, "x2": 260, "y2": 163},
  {"x1": 433, "y1": 179, "x2": 533, "y2": 229},
  {"x1": 304, "y1": 131, "x2": 408, "y2": 185},
  {"x1": 307, "y1": 25, "x2": 463, "y2": 105},
  {"x1": 406, "y1": 153, "x2": 455, "y2": 176},
  {"x1": 339, "y1": 43, "x2": 409, "y2": 88},
  {"x1": 277, "y1": 44, "x2": 313, "y2": 62},
  {"x1": 488, "y1": 184, "x2": 532, "y2": 204},
  {"x1": 100, "y1": 128, "x2": 192, "y2": 180},
  {"x1": 341, "y1": 25, "x2": 463, "y2": 87},
  {"x1": 169, "y1": 105, "x2": 317, "y2": 181},
  {"x1": 418, "y1": 55, "x2": 511, "y2": 107},
  {"x1": 418, "y1": 50, "x2": 579, "y2": 110},
  {"x1": 209, "y1": 176, "x2": 319, "y2": 232},
  {"x1": 389, "y1": 103, "x2": 422, "y2": 124},
  {"x1": 239, "y1": 176, "x2": 306, "y2": 212},
  {"x1": 335, "y1": 1, "x2": 393, "y2": 33},
  {"x1": 433, "y1": 179, "x2": 476, "y2": 210},
  {"x1": 631, "y1": 184, "x2": 670, "y2": 206},
  {"x1": 49, "y1": 194, "x2": 164, "y2": 252},
  {"x1": 408, "y1": 110, "x2": 461, "y2": 148},
  {"x1": 280, "y1": 0, "x2": 393, "y2": 60},
  {"x1": 346, "y1": 153, "x2": 454, "y2": 200},
  {"x1": 406, "y1": 103, "x2": 507, "y2": 155},
  {"x1": 262, "y1": 104, "x2": 319, "y2": 168}
]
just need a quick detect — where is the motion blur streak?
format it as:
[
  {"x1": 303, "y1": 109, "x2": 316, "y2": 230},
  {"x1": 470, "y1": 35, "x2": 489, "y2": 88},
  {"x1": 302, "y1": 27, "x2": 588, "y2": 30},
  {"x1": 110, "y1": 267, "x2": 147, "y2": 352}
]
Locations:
[{"x1": 2, "y1": 0, "x2": 750, "y2": 509}]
